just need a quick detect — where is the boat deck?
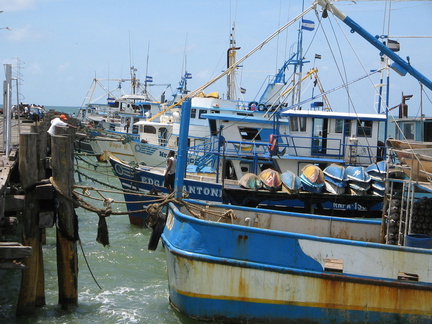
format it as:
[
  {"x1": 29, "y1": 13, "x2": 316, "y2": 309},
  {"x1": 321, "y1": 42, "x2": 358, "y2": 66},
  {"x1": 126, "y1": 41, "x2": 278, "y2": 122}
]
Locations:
[{"x1": 223, "y1": 184, "x2": 383, "y2": 218}]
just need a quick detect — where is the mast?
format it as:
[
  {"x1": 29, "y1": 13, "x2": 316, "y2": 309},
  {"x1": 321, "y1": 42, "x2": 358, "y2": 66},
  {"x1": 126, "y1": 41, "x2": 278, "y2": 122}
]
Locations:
[
  {"x1": 148, "y1": 4, "x2": 316, "y2": 122},
  {"x1": 227, "y1": 23, "x2": 240, "y2": 100},
  {"x1": 291, "y1": 2, "x2": 306, "y2": 108}
]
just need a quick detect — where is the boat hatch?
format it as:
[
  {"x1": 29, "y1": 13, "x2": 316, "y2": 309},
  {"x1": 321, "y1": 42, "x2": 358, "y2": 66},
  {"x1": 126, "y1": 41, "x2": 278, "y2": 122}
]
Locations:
[
  {"x1": 324, "y1": 258, "x2": 343, "y2": 273},
  {"x1": 398, "y1": 272, "x2": 419, "y2": 282}
]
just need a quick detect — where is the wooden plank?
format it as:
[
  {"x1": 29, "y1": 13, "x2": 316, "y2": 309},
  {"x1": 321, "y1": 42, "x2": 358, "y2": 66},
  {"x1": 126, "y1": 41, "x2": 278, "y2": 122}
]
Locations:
[
  {"x1": 0, "y1": 245, "x2": 32, "y2": 259},
  {"x1": 324, "y1": 258, "x2": 344, "y2": 273},
  {"x1": 5, "y1": 195, "x2": 25, "y2": 211},
  {"x1": 0, "y1": 260, "x2": 27, "y2": 269},
  {"x1": 35, "y1": 184, "x2": 54, "y2": 200}
]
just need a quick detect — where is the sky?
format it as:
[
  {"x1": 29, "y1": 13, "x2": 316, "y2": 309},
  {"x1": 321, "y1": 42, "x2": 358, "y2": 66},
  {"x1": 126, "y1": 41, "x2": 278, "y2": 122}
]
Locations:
[{"x1": 0, "y1": 0, "x2": 431, "y2": 119}]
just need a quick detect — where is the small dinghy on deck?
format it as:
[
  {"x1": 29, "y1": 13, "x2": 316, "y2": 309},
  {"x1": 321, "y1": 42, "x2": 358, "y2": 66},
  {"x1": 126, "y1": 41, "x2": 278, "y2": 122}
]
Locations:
[
  {"x1": 323, "y1": 164, "x2": 347, "y2": 194},
  {"x1": 346, "y1": 166, "x2": 371, "y2": 195},
  {"x1": 238, "y1": 173, "x2": 262, "y2": 190},
  {"x1": 258, "y1": 168, "x2": 282, "y2": 192},
  {"x1": 366, "y1": 161, "x2": 387, "y2": 196},
  {"x1": 300, "y1": 164, "x2": 325, "y2": 193},
  {"x1": 280, "y1": 170, "x2": 302, "y2": 194}
]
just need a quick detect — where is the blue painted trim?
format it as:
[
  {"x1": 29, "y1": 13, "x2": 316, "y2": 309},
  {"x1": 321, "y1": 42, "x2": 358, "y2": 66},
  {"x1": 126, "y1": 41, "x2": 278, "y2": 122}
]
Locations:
[{"x1": 167, "y1": 284, "x2": 430, "y2": 323}]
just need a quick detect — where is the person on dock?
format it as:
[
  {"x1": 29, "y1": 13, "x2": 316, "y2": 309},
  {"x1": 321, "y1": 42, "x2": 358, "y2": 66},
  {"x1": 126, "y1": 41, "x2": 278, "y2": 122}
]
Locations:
[
  {"x1": 47, "y1": 114, "x2": 77, "y2": 136},
  {"x1": 164, "y1": 150, "x2": 176, "y2": 193}
]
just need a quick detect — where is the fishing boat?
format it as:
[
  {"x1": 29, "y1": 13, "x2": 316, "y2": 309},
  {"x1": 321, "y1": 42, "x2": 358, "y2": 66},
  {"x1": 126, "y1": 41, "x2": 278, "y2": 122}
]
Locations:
[
  {"x1": 109, "y1": 155, "x2": 228, "y2": 225},
  {"x1": 148, "y1": 0, "x2": 432, "y2": 321},
  {"x1": 155, "y1": 198, "x2": 432, "y2": 323},
  {"x1": 394, "y1": 151, "x2": 432, "y2": 182}
]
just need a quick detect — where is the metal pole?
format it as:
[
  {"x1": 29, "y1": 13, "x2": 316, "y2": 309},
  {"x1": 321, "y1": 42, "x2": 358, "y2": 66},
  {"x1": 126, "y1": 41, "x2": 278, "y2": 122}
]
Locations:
[
  {"x1": 3, "y1": 64, "x2": 12, "y2": 155},
  {"x1": 174, "y1": 99, "x2": 192, "y2": 199}
]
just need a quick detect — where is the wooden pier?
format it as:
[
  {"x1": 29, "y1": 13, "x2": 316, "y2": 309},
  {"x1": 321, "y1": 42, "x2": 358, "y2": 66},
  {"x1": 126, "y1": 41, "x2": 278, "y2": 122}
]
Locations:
[
  {"x1": 0, "y1": 117, "x2": 32, "y2": 268},
  {"x1": 1, "y1": 112, "x2": 79, "y2": 315}
]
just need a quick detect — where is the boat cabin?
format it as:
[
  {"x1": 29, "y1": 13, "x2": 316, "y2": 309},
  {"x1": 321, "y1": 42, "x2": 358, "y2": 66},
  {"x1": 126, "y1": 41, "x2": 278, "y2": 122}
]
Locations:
[{"x1": 390, "y1": 116, "x2": 432, "y2": 142}]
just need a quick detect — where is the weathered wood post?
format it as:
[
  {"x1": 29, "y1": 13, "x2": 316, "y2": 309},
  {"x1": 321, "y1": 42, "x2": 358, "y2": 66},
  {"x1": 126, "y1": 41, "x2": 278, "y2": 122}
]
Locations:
[
  {"x1": 31, "y1": 123, "x2": 48, "y2": 181},
  {"x1": 31, "y1": 123, "x2": 48, "y2": 306},
  {"x1": 16, "y1": 132, "x2": 41, "y2": 316},
  {"x1": 51, "y1": 131, "x2": 78, "y2": 310}
]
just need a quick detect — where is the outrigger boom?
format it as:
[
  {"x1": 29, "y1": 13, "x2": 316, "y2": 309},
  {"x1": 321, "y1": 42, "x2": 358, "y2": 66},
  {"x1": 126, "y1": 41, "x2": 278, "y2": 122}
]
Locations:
[{"x1": 315, "y1": 0, "x2": 432, "y2": 91}]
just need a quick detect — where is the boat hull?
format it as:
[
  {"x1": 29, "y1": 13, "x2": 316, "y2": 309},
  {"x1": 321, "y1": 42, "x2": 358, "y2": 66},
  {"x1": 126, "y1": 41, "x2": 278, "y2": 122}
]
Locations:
[
  {"x1": 110, "y1": 157, "x2": 223, "y2": 225},
  {"x1": 162, "y1": 202, "x2": 432, "y2": 323}
]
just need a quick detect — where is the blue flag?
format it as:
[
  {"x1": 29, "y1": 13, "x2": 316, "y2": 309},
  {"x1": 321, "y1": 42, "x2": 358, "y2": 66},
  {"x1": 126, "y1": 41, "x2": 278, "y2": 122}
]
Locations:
[
  {"x1": 240, "y1": 87, "x2": 246, "y2": 94},
  {"x1": 146, "y1": 76, "x2": 153, "y2": 82},
  {"x1": 185, "y1": 72, "x2": 192, "y2": 79},
  {"x1": 301, "y1": 19, "x2": 315, "y2": 31}
]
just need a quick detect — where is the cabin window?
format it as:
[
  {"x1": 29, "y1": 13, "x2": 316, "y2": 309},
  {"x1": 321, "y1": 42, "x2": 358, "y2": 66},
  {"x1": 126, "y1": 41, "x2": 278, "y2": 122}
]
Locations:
[
  {"x1": 299, "y1": 117, "x2": 307, "y2": 132},
  {"x1": 357, "y1": 120, "x2": 372, "y2": 137},
  {"x1": 239, "y1": 127, "x2": 261, "y2": 141},
  {"x1": 424, "y1": 121, "x2": 432, "y2": 142},
  {"x1": 402, "y1": 123, "x2": 415, "y2": 140},
  {"x1": 191, "y1": 108, "x2": 197, "y2": 119},
  {"x1": 290, "y1": 116, "x2": 307, "y2": 132},
  {"x1": 159, "y1": 127, "x2": 168, "y2": 146},
  {"x1": 199, "y1": 110, "x2": 208, "y2": 119},
  {"x1": 290, "y1": 116, "x2": 299, "y2": 132},
  {"x1": 176, "y1": 137, "x2": 190, "y2": 147},
  {"x1": 345, "y1": 120, "x2": 351, "y2": 136},
  {"x1": 209, "y1": 119, "x2": 218, "y2": 136},
  {"x1": 143, "y1": 125, "x2": 156, "y2": 134},
  {"x1": 335, "y1": 119, "x2": 343, "y2": 133}
]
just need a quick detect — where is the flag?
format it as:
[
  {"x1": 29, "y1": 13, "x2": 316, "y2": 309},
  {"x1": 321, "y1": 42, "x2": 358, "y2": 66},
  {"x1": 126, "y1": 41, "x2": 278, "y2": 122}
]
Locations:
[
  {"x1": 301, "y1": 19, "x2": 315, "y2": 31},
  {"x1": 240, "y1": 87, "x2": 246, "y2": 94},
  {"x1": 146, "y1": 76, "x2": 153, "y2": 82},
  {"x1": 185, "y1": 72, "x2": 192, "y2": 79},
  {"x1": 386, "y1": 39, "x2": 400, "y2": 52},
  {"x1": 315, "y1": 54, "x2": 322, "y2": 59}
]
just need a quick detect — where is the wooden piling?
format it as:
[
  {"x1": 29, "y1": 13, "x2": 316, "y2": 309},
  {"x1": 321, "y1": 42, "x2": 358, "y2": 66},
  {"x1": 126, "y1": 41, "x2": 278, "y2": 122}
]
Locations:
[
  {"x1": 51, "y1": 134, "x2": 78, "y2": 310},
  {"x1": 16, "y1": 132, "x2": 41, "y2": 316},
  {"x1": 31, "y1": 123, "x2": 48, "y2": 306},
  {"x1": 30, "y1": 123, "x2": 48, "y2": 181}
]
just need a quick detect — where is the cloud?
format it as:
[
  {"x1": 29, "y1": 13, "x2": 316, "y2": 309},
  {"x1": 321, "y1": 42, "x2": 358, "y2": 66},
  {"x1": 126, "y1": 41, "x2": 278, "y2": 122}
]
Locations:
[
  {"x1": 58, "y1": 62, "x2": 70, "y2": 71},
  {"x1": 6, "y1": 25, "x2": 44, "y2": 41}
]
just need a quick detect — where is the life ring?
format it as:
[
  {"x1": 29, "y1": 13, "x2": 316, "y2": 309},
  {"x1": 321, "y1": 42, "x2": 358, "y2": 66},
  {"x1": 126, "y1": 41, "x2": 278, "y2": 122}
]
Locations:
[
  {"x1": 258, "y1": 104, "x2": 267, "y2": 111},
  {"x1": 248, "y1": 101, "x2": 258, "y2": 111},
  {"x1": 269, "y1": 134, "x2": 278, "y2": 155}
]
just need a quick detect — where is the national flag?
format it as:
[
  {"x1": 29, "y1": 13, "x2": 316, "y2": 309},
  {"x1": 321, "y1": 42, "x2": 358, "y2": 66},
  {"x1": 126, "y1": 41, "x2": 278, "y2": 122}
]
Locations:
[
  {"x1": 315, "y1": 54, "x2": 322, "y2": 59},
  {"x1": 240, "y1": 87, "x2": 246, "y2": 94},
  {"x1": 301, "y1": 19, "x2": 315, "y2": 31},
  {"x1": 185, "y1": 72, "x2": 192, "y2": 79},
  {"x1": 145, "y1": 76, "x2": 153, "y2": 82}
]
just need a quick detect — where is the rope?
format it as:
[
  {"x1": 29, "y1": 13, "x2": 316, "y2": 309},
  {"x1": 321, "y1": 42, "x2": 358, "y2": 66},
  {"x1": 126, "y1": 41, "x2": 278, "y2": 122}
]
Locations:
[{"x1": 78, "y1": 239, "x2": 102, "y2": 289}]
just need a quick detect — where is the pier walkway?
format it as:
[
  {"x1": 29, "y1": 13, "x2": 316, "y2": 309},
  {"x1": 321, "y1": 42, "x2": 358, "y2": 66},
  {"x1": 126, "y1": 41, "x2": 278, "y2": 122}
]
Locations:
[{"x1": 1, "y1": 117, "x2": 36, "y2": 269}]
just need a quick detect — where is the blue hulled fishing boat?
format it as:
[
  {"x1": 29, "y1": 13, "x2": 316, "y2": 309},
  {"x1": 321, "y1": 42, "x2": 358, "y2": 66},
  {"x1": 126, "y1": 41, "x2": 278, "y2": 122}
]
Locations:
[{"x1": 152, "y1": 0, "x2": 432, "y2": 322}]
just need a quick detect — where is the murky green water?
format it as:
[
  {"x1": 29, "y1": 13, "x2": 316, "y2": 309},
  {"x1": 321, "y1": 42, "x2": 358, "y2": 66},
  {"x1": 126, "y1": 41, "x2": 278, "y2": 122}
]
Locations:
[{"x1": 0, "y1": 152, "x2": 205, "y2": 324}]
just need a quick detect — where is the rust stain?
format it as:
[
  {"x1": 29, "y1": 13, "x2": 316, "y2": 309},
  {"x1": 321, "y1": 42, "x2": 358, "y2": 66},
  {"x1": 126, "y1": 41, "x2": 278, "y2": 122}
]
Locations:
[{"x1": 317, "y1": 275, "x2": 432, "y2": 315}]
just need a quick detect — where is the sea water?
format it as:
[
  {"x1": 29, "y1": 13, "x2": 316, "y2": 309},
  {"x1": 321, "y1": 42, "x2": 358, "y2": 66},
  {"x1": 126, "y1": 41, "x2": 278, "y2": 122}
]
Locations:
[{"x1": 0, "y1": 106, "x2": 206, "y2": 323}]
